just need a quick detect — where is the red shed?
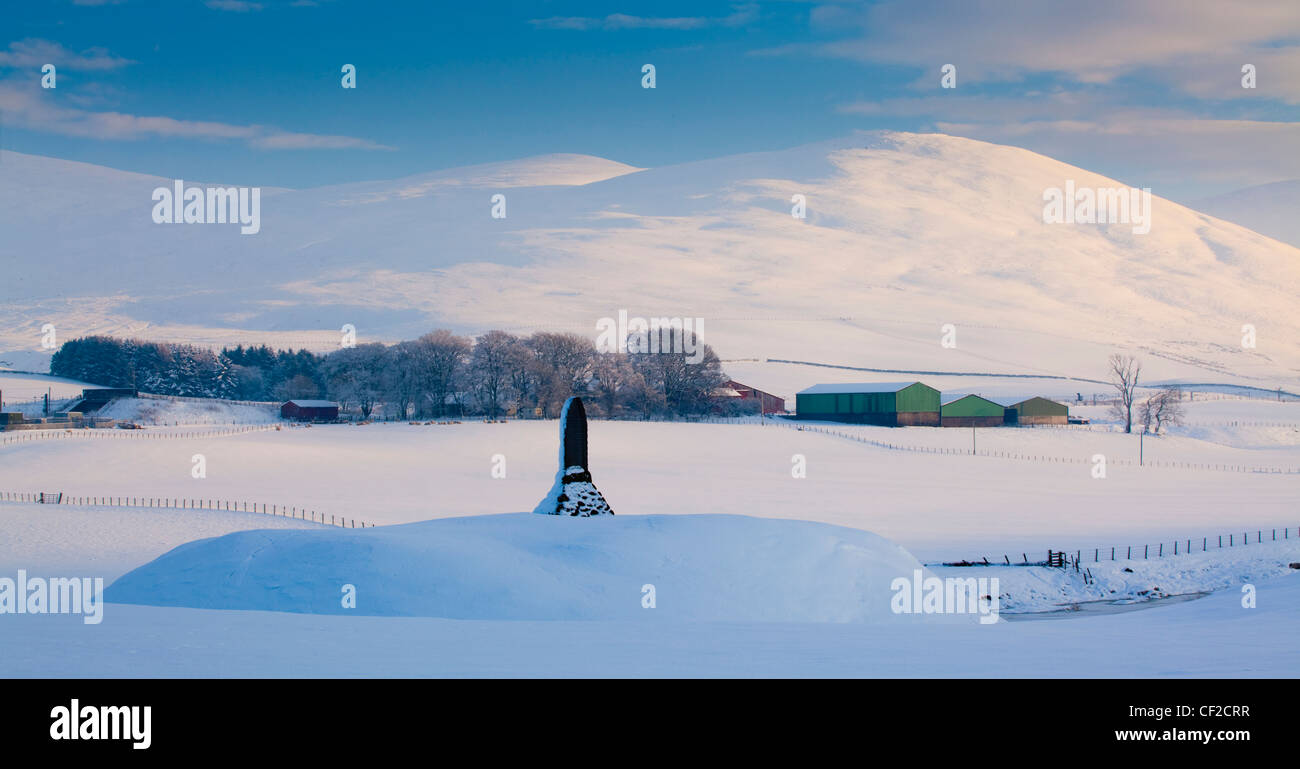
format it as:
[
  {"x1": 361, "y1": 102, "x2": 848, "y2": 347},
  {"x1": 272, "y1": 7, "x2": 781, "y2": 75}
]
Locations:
[
  {"x1": 281, "y1": 399, "x2": 339, "y2": 422},
  {"x1": 721, "y1": 379, "x2": 788, "y2": 414}
]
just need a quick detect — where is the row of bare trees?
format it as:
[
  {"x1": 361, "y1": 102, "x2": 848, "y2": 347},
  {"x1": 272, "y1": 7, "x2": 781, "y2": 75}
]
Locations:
[
  {"x1": 319, "y1": 328, "x2": 728, "y2": 420},
  {"x1": 1107, "y1": 354, "x2": 1185, "y2": 433}
]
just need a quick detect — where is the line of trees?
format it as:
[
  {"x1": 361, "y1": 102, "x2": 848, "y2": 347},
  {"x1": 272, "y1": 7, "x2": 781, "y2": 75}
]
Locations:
[
  {"x1": 1107, "y1": 353, "x2": 1184, "y2": 433},
  {"x1": 51, "y1": 337, "x2": 322, "y2": 401},
  {"x1": 49, "y1": 328, "x2": 739, "y2": 419},
  {"x1": 316, "y1": 328, "x2": 731, "y2": 419}
]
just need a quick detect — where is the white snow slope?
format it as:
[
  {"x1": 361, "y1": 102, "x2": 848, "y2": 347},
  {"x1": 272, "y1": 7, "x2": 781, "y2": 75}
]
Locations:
[
  {"x1": 1194, "y1": 180, "x2": 1300, "y2": 250},
  {"x1": 95, "y1": 397, "x2": 279, "y2": 425},
  {"x1": 3, "y1": 132, "x2": 1297, "y2": 387},
  {"x1": 105, "y1": 513, "x2": 967, "y2": 624}
]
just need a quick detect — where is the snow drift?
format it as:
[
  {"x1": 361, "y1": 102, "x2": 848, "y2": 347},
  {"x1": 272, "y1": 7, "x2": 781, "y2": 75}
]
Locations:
[
  {"x1": 96, "y1": 397, "x2": 279, "y2": 425},
  {"x1": 106, "y1": 513, "x2": 970, "y2": 623}
]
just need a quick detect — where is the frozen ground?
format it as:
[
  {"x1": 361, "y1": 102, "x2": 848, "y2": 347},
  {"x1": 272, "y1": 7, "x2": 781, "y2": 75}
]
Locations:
[
  {"x1": 0, "y1": 503, "x2": 320, "y2": 583},
  {"x1": 1, "y1": 402, "x2": 1297, "y2": 676},
  {"x1": 1, "y1": 570, "x2": 1295, "y2": 677},
  {"x1": 0, "y1": 371, "x2": 95, "y2": 405},
  {"x1": 2, "y1": 419, "x2": 1295, "y2": 561}
]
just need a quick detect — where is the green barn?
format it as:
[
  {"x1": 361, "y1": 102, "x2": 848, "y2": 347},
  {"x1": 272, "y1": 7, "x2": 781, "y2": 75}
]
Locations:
[
  {"x1": 940, "y1": 394, "x2": 1006, "y2": 427},
  {"x1": 795, "y1": 382, "x2": 940, "y2": 426},
  {"x1": 1000, "y1": 396, "x2": 1069, "y2": 425}
]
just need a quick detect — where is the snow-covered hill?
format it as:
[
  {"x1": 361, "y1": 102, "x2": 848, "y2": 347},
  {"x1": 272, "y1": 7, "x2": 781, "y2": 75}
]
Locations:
[
  {"x1": 3, "y1": 132, "x2": 1297, "y2": 387},
  {"x1": 1193, "y1": 180, "x2": 1300, "y2": 250},
  {"x1": 106, "y1": 512, "x2": 968, "y2": 623}
]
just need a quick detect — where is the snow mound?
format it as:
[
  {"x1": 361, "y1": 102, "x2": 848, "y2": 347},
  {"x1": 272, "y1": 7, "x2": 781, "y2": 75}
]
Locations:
[
  {"x1": 106, "y1": 513, "x2": 965, "y2": 623},
  {"x1": 96, "y1": 397, "x2": 279, "y2": 425}
]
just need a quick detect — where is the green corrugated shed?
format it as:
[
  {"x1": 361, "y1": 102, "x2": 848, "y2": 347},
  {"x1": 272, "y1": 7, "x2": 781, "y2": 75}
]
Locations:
[
  {"x1": 1013, "y1": 397, "x2": 1067, "y2": 417},
  {"x1": 940, "y1": 395, "x2": 1004, "y2": 418},
  {"x1": 795, "y1": 382, "x2": 940, "y2": 425},
  {"x1": 895, "y1": 383, "x2": 940, "y2": 413},
  {"x1": 940, "y1": 394, "x2": 1007, "y2": 427}
]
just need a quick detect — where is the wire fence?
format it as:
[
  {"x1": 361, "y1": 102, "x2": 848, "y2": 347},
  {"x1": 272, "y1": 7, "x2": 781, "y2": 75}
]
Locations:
[
  {"x1": 770, "y1": 420, "x2": 1300, "y2": 474},
  {"x1": 0, "y1": 424, "x2": 282, "y2": 447},
  {"x1": 946, "y1": 526, "x2": 1300, "y2": 569},
  {"x1": 1, "y1": 490, "x2": 372, "y2": 528},
  {"x1": 136, "y1": 392, "x2": 280, "y2": 407}
]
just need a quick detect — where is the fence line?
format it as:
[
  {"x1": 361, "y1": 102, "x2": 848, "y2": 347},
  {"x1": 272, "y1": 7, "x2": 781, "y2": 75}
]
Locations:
[
  {"x1": 0, "y1": 489, "x2": 373, "y2": 528},
  {"x1": 598, "y1": 415, "x2": 1300, "y2": 473},
  {"x1": 136, "y1": 392, "x2": 280, "y2": 407},
  {"x1": 0, "y1": 424, "x2": 283, "y2": 447},
  {"x1": 946, "y1": 526, "x2": 1300, "y2": 570},
  {"x1": 762, "y1": 419, "x2": 1300, "y2": 475}
]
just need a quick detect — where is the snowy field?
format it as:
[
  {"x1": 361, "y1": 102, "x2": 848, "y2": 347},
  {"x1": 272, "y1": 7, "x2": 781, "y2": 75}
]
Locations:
[
  {"x1": 2, "y1": 561, "x2": 1296, "y2": 677},
  {"x1": 96, "y1": 397, "x2": 280, "y2": 425},
  {"x1": 2, "y1": 399, "x2": 1298, "y2": 677},
  {"x1": 3, "y1": 418, "x2": 1296, "y2": 560},
  {"x1": 0, "y1": 371, "x2": 95, "y2": 405}
]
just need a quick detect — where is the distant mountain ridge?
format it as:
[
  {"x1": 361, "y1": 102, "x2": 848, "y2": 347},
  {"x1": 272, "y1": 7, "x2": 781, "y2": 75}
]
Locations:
[{"x1": 2, "y1": 132, "x2": 1297, "y2": 388}]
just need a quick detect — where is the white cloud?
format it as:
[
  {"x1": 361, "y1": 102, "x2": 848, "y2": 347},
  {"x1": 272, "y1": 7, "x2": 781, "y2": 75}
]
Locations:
[
  {"x1": 205, "y1": 0, "x2": 264, "y2": 12},
  {"x1": 0, "y1": 78, "x2": 392, "y2": 150},
  {"x1": 0, "y1": 39, "x2": 131, "y2": 71},
  {"x1": 530, "y1": 4, "x2": 756, "y2": 31},
  {"x1": 808, "y1": 0, "x2": 1300, "y2": 101},
  {"x1": 942, "y1": 115, "x2": 1300, "y2": 197}
]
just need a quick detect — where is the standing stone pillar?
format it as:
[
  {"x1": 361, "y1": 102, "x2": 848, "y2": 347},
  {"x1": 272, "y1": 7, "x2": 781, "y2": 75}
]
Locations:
[{"x1": 533, "y1": 397, "x2": 614, "y2": 516}]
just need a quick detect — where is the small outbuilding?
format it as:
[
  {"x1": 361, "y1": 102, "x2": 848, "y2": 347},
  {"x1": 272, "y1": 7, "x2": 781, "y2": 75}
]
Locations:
[
  {"x1": 281, "y1": 399, "x2": 339, "y2": 422},
  {"x1": 1001, "y1": 397, "x2": 1069, "y2": 425},
  {"x1": 719, "y1": 379, "x2": 788, "y2": 414},
  {"x1": 940, "y1": 394, "x2": 1007, "y2": 427}
]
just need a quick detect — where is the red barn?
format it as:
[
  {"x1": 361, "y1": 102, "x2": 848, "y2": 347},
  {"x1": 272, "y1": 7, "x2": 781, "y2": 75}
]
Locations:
[
  {"x1": 720, "y1": 380, "x2": 788, "y2": 414},
  {"x1": 280, "y1": 399, "x2": 339, "y2": 422}
]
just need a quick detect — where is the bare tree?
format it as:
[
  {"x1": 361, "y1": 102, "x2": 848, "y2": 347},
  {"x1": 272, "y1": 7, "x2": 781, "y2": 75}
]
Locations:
[
  {"x1": 506, "y1": 337, "x2": 540, "y2": 417},
  {"x1": 383, "y1": 340, "x2": 424, "y2": 419},
  {"x1": 1107, "y1": 354, "x2": 1141, "y2": 433},
  {"x1": 322, "y1": 342, "x2": 387, "y2": 418},
  {"x1": 419, "y1": 330, "x2": 472, "y2": 417},
  {"x1": 629, "y1": 329, "x2": 727, "y2": 417},
  {"x1": 526, "y1": 332, "x2": 594, "y2": 417},
  {"x1": 469, "y1": 330, "x2": 519, "y2": 418},
  {"x1": 1139, "y1": 388, "x2": 1185, "y2": 434},
  {"x1": 590, "y1": 352, "x2": 634, "y2": 417},
  {"x1": 622, "y1": 368, "x2": 665, "y2": 419}
]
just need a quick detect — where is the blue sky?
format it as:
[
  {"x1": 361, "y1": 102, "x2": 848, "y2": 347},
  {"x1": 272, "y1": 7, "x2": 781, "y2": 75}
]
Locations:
[{"x1": 2, "y1": 0, "x2": 1297, "y2": 199}]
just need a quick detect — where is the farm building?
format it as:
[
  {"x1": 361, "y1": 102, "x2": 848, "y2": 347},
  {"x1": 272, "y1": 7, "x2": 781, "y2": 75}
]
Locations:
[
  {"x1": 940, "y1": 394, "x2": 1006, "y2": 427},
  {"x1": 280, "y1": 399, "x2": 339, "y2": 422},
  {"x1": 1000, "y1": 396, "x2": 1069, "y2": 425},
  {"x1": 67, "y1": 387, "x2": 138, "y2": 413},
  {"x1": 795, "y1": 382, "x2": 940, "y2": 426},
  {"x1": 718, "y1": 379, "x2": 787, "y2": 414}
]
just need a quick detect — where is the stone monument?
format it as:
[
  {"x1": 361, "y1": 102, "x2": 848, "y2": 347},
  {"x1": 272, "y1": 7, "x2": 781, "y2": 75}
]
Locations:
[{"x1": 533, "y1": 396, "x2": 614, "y2": 516}]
